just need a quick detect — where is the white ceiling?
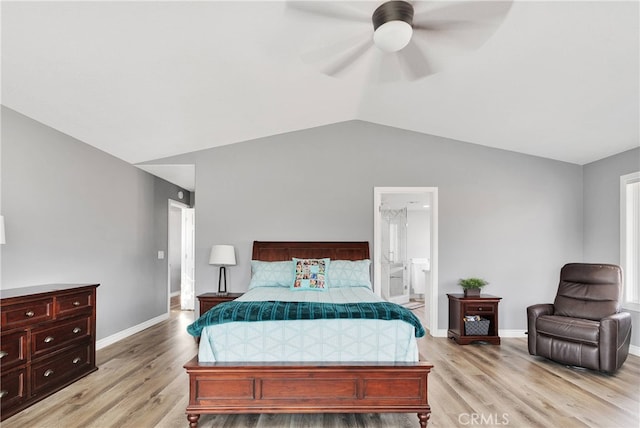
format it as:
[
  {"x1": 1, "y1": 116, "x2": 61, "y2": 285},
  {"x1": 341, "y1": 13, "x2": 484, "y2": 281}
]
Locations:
[
  {"x1": 136, "y1": 164, "x2": 196, "y2": 191},
  {"x1": 2, "y1": 0, "x2": 639, "y2": 176}
]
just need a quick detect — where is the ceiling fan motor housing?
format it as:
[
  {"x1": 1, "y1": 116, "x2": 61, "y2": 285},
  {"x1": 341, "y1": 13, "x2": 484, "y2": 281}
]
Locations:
[
  {"x1": 372, "y1": 1, "x2": 415, "y2": 52},
  {"x1": 372, "y1": 1, "x2": 414, "y2": 30}
]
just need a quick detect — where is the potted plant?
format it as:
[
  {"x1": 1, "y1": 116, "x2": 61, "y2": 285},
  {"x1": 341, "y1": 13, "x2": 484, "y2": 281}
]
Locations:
[{"x1": 458, "y1": 277, "x2": 488, "y2": 297}]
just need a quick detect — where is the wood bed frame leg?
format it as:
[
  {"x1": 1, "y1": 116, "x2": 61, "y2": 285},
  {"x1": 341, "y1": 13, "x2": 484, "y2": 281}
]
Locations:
[
  {"x1": 187, "y1": 413, "x2": 200, "y2": 428},
  {"x1": 417, "y1": 412, "x2": 430, "y2": 428}
]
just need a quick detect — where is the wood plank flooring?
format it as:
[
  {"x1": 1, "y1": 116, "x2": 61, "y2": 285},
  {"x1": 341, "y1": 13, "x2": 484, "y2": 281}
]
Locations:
[{"x1": 3, "y1": 303, "x2": 639, "y2": 428}]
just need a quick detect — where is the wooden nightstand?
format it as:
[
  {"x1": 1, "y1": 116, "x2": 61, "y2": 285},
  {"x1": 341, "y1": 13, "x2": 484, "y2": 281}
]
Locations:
[
  {"x1": 197, "y1": 292, "x2": 244, "y2": 316},
  {"x1": 447, "y1": 293, "x2": 502, "y2": 345}
]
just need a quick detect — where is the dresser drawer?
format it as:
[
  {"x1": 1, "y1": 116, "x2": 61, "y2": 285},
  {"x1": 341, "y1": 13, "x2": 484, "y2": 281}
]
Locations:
[
  {"x1": 0, "y1": 330, "x2": 28, "y2": 370},
  {"x1": 1, "y1": 298, "x2": 53, "y2": 329},
  {"x1": 56, "y1": 291, "x2": 94, "y2": 317},
  {"x1": 0, "y1": 367, "x2": 27, "y2": 412},
  {"x1": 31, "y1": 342, "x2": 91, "y2": 396},
  {"x1": 464, "y1": 304, "x2": 495, "y2": 314},
  {"x1": 32, "y1": 316, "x2": 91, "y2": 357}
]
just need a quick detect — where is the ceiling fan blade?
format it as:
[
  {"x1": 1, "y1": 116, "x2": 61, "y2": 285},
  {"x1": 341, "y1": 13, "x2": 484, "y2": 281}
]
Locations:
[
  {"x1": 410, "y1": 1, "x2": 513, "y2": 56},
  {"x1": 396, "y1": 40, "x2": 439, "y2": 81},
  {"x1": 286, "y1": 1, "x2": 370, "y2": 23},
  {"x1": 371, "y1": 51, "x2": 404, "y2": 83},
  {"x1": 322, "y1": 38, "x2": 374, "y2": 77},
  {"x1": 413, "y1": 19, "x2": 490, "y2": 32},
  {"x1": 413, "y1": 0, "x2": 513, "y2": 26},
  {"x1": 301, "y1": 32, "x2": 374, "y2": 77},
  {"x1": 368, "y1": 39, "x2": 437, "y2": 84},
  {"x1": 412, "y1": 21, "x2": 495, "y2": 55}
]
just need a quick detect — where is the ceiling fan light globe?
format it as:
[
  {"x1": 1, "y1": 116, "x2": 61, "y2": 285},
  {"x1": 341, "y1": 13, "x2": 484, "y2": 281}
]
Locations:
[{"x1": 373, "y1": 20, "x2": 413, "y2": 52}]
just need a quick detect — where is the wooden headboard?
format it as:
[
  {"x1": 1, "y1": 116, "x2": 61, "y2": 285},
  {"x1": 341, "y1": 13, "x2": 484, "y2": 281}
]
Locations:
[{"x1": 252, "y1": 241, "x2": 369, "y2": 262}]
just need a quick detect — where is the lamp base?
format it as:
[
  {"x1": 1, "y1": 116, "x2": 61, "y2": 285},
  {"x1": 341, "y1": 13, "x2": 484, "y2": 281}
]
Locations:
[{"x1": 217, "y1": 266, "x2": 228, "y2": 295}]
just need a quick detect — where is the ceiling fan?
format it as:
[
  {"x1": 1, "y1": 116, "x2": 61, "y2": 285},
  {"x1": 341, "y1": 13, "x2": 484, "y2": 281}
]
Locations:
[{"x1": 288, "y1": 1, "x2": 513, "y2": 81}]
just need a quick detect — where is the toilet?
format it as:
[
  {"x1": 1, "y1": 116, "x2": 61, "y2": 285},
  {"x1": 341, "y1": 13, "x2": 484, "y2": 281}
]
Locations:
[{"x1": 410, "y1": 258, "x2": 429, "y2": 297}]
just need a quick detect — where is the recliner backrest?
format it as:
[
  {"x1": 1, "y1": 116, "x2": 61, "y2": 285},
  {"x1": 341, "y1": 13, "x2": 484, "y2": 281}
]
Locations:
[{"x1": 553, "y1": 263, "x2": 622, "y2": 321}]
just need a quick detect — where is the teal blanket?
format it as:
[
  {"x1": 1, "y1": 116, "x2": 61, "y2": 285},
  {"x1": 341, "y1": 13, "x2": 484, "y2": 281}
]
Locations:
[{"x1": 187, "y1": 300, "x2": 425, "y2": 338}]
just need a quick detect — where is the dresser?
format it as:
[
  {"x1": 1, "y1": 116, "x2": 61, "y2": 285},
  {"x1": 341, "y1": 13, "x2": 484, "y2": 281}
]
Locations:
[
  {"x1": 447, "y1": 293, "x2": 502, "y2": 345},
  {"x1": 0, "y1": 284, "x2": 99, "y2": 421}
]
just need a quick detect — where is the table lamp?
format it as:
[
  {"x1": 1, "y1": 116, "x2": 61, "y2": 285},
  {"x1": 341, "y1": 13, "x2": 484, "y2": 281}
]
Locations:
[{"x1": 208, "y1": 245, "x2": 236, "y2": 295}]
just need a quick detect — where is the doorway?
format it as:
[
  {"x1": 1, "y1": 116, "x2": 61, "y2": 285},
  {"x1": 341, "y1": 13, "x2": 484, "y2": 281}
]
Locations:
[
  {"x1": 168, "y1": 200, "x2": 195, "y2": 312},
  {"x1": 374, "y1": 187, "x2": 438, "y2": 333}
]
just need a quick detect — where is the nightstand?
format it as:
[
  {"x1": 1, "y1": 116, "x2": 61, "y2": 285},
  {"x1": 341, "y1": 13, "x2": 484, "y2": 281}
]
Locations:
[
  {"x1": 447, "y1": 293, "x2": 502, "y2": 345},
  {"x1": 197, "y1": 292, "x2": 244, "y2": 316}
]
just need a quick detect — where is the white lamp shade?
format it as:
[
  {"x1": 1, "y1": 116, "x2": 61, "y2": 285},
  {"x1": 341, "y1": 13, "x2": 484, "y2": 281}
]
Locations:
[
  {"x1": 0, "y1": 215, "x2": 5, "y2": 245},
  {"x1": 209, "y1": 245, "x2": 236, "y2": 266},
  {"x1": 373, "y1": 20, "x2": 413, "y2": 52}
]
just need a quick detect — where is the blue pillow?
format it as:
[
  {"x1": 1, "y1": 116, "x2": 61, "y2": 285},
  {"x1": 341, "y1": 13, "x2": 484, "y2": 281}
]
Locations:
[
  {"x1": 292, "y1": 258, "x2": 330, "y2": 291},
  {"x1": 248, "y1": 260, "x2": 294, "y2": 289},
  {"x1": 328, "y1": 260, "x2": 372, "y2": 289}
]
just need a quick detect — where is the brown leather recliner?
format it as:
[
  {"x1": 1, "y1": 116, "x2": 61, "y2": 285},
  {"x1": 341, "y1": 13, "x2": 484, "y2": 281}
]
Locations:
[{"x1": 527, "y1": 263, "x2": 632, "y2": 373}]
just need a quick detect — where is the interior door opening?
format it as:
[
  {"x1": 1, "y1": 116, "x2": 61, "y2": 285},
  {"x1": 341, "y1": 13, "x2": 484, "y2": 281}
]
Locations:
[
  {"x1": 374, "y1": 187, "x2": 438, "y2": 334},
  {"x1": 168, "y1": 200, "x2": 195, "y2": 312}
]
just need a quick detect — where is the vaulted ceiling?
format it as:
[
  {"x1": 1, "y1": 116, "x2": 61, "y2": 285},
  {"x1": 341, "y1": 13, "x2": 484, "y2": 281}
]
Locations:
[{"x1": 2, "y1": 1, "x2": 638, "y2": 173}]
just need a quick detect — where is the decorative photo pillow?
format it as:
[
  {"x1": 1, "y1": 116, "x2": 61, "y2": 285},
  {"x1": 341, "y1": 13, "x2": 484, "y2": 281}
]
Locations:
[{"x1": 292, "y1": 258, "x2": 330, "y2": 291}]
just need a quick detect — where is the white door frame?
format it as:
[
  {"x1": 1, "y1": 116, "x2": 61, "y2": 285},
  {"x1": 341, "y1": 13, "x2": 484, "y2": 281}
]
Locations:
[
  {"x1": 374, "y1": 187, "x2": 438, "y2": 334},
  {"x1": 167, "y1": 199, "x2": 192, "y2": 313}
]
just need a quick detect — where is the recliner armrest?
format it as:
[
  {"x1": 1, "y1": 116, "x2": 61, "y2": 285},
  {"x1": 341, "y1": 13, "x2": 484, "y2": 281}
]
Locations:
[
  {"x1": 526, "y1": 303, "x2": 554, "y2": 355},
  {"x1": 599, "y1": 312, "x2": 632, "y2": 373},
  {"x1": 528, "y1": 304, "x2": 554, "y2": 319}
]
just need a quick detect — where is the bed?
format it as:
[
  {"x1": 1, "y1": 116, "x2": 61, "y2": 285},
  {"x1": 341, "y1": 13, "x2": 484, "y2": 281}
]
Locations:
[{"x1": 184, "y1": 241, "x2": 433, "y2": 427}]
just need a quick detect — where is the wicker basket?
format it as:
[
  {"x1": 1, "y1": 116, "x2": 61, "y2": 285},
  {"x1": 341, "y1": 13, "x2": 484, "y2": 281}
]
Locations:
[{"x1": 464, "y1": 318, "x2": 490, "y2": 336}]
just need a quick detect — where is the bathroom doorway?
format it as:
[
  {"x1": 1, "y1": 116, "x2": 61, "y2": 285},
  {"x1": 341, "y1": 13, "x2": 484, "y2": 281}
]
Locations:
[{"x1": 374, "y1": 187, "x2": 438, "y2": 333}]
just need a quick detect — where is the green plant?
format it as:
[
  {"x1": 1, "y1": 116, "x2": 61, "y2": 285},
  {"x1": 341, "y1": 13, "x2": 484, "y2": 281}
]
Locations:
[{"x1": 458, "y1": 277, "x2": 489, "y2": 290}]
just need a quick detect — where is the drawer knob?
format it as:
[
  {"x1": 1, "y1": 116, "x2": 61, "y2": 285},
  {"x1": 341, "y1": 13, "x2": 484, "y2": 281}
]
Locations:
[
  {"x1": 72, "y1": 327, "x2": 82, "y2": 334},
  {"x1": 44, "y1": 369, "x2": 55, "y2": 377},
  {"x1": 0, "y1": 351, "x2": 8, "y2": 359},
  {"x1": 0, "y1": 390, "x2": 8, "y2": 399},
  {"x1": 73, "y1": 301, "x2": 81, "y2": 307},
  {"x1": 478, "y1": 308, "x2": 484, "y2": 311},
  {"x1": 72, "y1": 357, "x2": 82, "y2": 364},
  {"x1": 44, "y1": 336, "x2": 55, "y2": 343},
  {"x1": 25, "y1": 310, "x2": 35, "y2": 317}
]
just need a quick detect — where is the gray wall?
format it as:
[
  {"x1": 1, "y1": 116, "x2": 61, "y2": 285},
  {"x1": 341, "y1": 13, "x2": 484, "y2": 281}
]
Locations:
[
  {"x1": 10, "y1": 108, "x2": 628, "y2": 338},
  {"x1": 1, "y1": 106, "x2": 190, "y2": 340},
  {"x1": 583, "y1": 147, "x2": 640, "y2": 347},
  {"x1": 154, "y1": 120, "x2": 584, "y2": 331}
]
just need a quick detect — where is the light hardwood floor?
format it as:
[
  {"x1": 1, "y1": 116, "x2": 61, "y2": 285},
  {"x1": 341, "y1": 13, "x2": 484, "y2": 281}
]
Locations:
[{"x1": 4, "y1": 302, "x2": 639, "y2": 428}]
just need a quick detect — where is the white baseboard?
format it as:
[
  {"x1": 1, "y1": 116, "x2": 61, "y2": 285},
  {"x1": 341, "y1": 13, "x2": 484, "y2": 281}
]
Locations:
[
  {"x1": 500, "y1": 329, "x2": 527, "y2": 338},
  {"x1": 429, "y1": 328, "x2": 526, "y2": 338},
  {"x1": 96, "y1": 313, "x2": 169, "y2": 350},
  {"x1": 170, "y1": 291, "x2": 180, "y2": 297},
  {"x1": 431, "y1": 329, "x2": 448, "y2": 337},
  {"x1": 629, "y1": 344, "x2": 640, "y2": 357}
]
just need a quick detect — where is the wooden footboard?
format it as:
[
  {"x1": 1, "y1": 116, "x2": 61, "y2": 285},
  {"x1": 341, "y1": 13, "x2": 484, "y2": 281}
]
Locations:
[{"x1": 184, "y1": 358, "x2": 433, "y2": 427}]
